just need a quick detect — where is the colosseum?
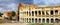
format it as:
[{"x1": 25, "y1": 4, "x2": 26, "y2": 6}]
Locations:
[{"x1": 18, "y1": 3, "x2": 60, "y2": 24}]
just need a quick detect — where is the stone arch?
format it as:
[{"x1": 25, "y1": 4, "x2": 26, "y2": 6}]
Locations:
[
  {"x1": 32, "y1": 18, "x2": 34, "y2": 23},
  {"x1": 46, "y1": 18, "x2": 49, "y2": 23},
  {"x1": 55, "y1": 18, "x2": 58, "y2": 23},
  {"x1": 42, "y1": 18, "x2": 45, "y2": 23},
  {"x1": 35, "y1": 18, "x2": 37, "y2": 23},
  {"x1": 51, "y1": 18, "x2": 54, "y2": 23},
  {"x1": 38, "y1": 11, "x2": 41, "y2": 15},
  {"x1": 39, "y1": 18, "x2": 41, "y2": 23}
]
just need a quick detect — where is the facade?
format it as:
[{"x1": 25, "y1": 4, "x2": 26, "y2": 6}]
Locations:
[{"x1": 18, "y1": 3, "x2": 60, "y2": 24}]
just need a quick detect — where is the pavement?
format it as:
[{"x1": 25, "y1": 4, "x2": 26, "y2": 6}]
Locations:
[{"x1": 0, "y1": 23, "x2": 27, "y2": 25}]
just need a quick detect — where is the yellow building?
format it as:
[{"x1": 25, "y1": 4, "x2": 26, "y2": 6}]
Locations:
[{"x1": 18, "y1": 3, "x2": 60, "y2": 24}]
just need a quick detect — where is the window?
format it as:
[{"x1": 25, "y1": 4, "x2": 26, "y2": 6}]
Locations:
[
  {"x1": 29, "y1": 18, "x2": 31, "y2": 23},
  {"x1": 42, "y1": 11, "x2": 45, "y2": 15},
  {"x1": 35, "y1": 18, "x2": 37, "y2": 23},
  {"x1": 42, "y1": 18, "x2": 45, "y2": 23},
  {"x1": 51, "y1": 18, "x2": 54, "y2": 23},
  {"x1": 39, "y1": 11, "x2": 41, "y2": 15},
  {"x1": 50, "y1": 10, "x2": 53, "y2": 15},
  {"x1": 47, "y1": 18, "x2": 49, "y2": 23},
  {"x1": 32, "y1": 11, "x2": 34, "y2": 16},
  {"x1": 35, "y1": 11, "x2": 37, "y2": 16},
  {"x1": 27, "y1": 11, "x2": 28, "y2": 15},
  {"x1": 32, "y1": 18, "x2": 34, "y2": 23},
  {"x1": 55, "y1": 18, "x2": 58, "y2": 23},
  {"x1": 29, "y1": 12, "x2": 31, "y2": 16},
  {"x1": 39, "y1": 18, "x2": 41, "y2": 23},
  {"x1": 55, "y1": 10, "x2": 58, "y2": 15},
  {"x1": 55, "y1": 10, "x2": 58, "y2": 13},
  {"x1": 46, "y1": 11, "x2": 49, "y2": 15}
]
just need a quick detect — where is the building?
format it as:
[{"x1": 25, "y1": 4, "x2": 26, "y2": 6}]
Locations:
[{"x1": 18, "y1": 3, "x2": 60, "y2": 24}]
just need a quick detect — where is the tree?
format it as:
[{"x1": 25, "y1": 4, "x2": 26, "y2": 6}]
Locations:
[
  {"x1": 0, "y1": 12, "x2": 3, "y2": 17},
  {"x1": 11, "y1": 11, "x2": 16, "y2": 17}
]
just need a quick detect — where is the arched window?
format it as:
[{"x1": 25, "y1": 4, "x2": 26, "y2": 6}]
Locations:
[
  {"x1": 55, "y1": 10, "x2": 58, "y2": 15},
  {"x1": 29, "y1": 18, "x2": 31, "y2": 23},
  {"x1": 51, "y1": 18, "x2": 54, "y2": 23},
  {"x1": 47, "y1": 18, "x2": 49, "y2": 23},
  {"x1": 55, "y1": 18, "x2": 58, "y2": 23},
  {"x1": 27, "y1": 11, "x2": 28, "y2": 15},
  {"x1": 42, "y1": 11, "x2": 45, "y2": 15},
  {"x1": 32, "y1": 11, "x2": 34, "y2": 16},
  {"x1": 42, "y1": 18, "x2": 45, "y2": 23},
  {"x1": 35, "y1": 11, "x2": 37, "y2": 16},
  {"x1": 55, "y1": 10, "x2": 58, "y2": 13},
  {"x1": 50, "y1": 10, "x2": 53, "y2": 15},
  {"x1": 39, "y1": 18, "x2": 41, "y2": 23},
  {"x1": 39, "y1": 11, "x2": 41, "y2": 15},
  {"x1": 35, "y1": 18, "x2": 37, "y2": 23}
]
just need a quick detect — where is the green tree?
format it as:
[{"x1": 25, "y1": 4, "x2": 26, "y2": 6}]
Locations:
[
  {"x1": 11, "y1": 11, "x2": 16, "y2": 17},
  {"x1": 0, "y1": 12, "x2": 3, "y2": 17}
]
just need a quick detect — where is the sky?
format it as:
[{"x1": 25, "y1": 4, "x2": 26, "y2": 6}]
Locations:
[{"x1": 0, "y1": 0, "x2": 60, "y2": 12}]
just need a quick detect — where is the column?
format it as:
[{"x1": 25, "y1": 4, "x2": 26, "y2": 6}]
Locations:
[
  {"x1": 31, "y1": 11, "x2": 32, "y2": 17},
  {"x1": 28, "y1": 18, "x2": 29, "y2": 23},
  {"x1": 37, "y1": 11, "x2": 39, "y2": 17},
  {"x1": 41, "y1": 11, "x2": 42, "y2": 17},
  {"x1": 49, "y1": 10, "x2": 50, "y2": 16},
  {"x1": 49, "y1": 18, "x2": 51, "y2": 24},
  {"x1": 54, "y1": 10, "x2": 55, "y2": 15},
  {"x1": 34, "y1": 11, "x2": 35, "y2": 17},
  {"x1": 58, "y1": 10, "x2": 59, "y2": 16},
  {"x1": 34, "y1": 18, "x2": 35, "y2": 23},
  {"x1": 31, "y1": 18, "x2": 32, "y2": 23},
  {"x1": 54, "y1": 18, "x2": 55, "y2": 23},
  {"x1": 45, "y1": 18, "x2": 47, "y2": 23},
  {"x1": 45, "y1": 10, "x2": 46, "y2": 16},
  {"x1": 41, "y1": 18, "x2": 42, "y2": 23}
]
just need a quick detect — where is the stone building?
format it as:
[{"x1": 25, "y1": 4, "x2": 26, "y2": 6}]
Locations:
[{"x1": 18, "y1": 3, "x2": 60, "y2": 24}]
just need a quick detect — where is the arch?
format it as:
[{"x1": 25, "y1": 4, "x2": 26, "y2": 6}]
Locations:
[
  {"x1": 29, "y1": 18, "x2": 31, "y2": 23},
  {"x1": 35, "y1": 18, "x2": 37, "y2": 23},
  {"x1": 46, "y1": 18, "x2": 49, "y2": 23},
  {"x1": 55, "y1": 18, "x2": 58, "y2": 23},
  {"x1": 32, "y1": 11, "x2": 34, "y2": 16},
  {"x1": 35, "y1": 11, "x2": 37, "y2": 16},
  {"x1": 55, "y1": 10, "x2": 58, "y2": 13},
  {"x1": 38, "y1": 11, "x2": 41, "y2": 15},
  {"x1": 39, "y1": 18, "x2": 41, "y2": 23},
  {"x1": 42, "y1": 18, "x2": 45, "y2": 23},
  {"x1": 27, "y1": 18, "x2": 28, "y2": 23},
  {"x1": 50, "y1": 10, "x2": 53, "y2": 15},
  {"x1": 32, "y1": 18, "x2": 34, "y2": 23},
  {"x1": 51, "y1": 18, "x2": 54, "y2": 23}
]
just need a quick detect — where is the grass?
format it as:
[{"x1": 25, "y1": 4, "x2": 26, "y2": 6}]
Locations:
[{"x1": 0, "y1": 19, "x2": 3, "y2": 24}]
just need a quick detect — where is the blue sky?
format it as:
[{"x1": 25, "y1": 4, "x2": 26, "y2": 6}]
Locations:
[{"x1": 0, "y1": 0, "x2": 60, "y2": 12}]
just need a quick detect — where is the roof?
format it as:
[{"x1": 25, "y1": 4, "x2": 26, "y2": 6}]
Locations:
[{"x1": 18, "y1": 3, "x2": 60, "y2": 10}]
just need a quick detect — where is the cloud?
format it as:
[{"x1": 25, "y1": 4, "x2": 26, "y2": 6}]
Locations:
[
  {"x1": 7, "y1": 3, "x2": 17, "y2": 11},
  {"x1": 44, "y1": 0, "x2": 60, "y2": 5},
  {"x1": 34, "y1": 0, "x2": 60, "y2": 5}
]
